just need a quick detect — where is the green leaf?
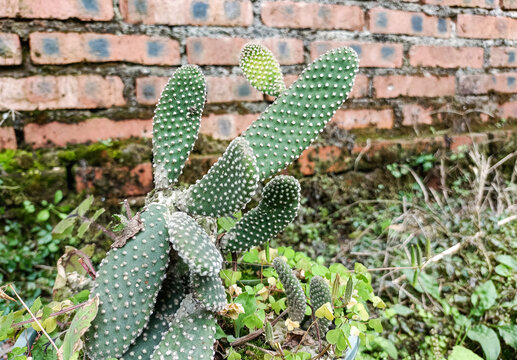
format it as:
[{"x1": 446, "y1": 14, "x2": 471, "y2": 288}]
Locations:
[
  {"x1": 52, "y1": 217, "x2": 76, "y2": 236},
  {"x1": 495, "y1": 264, "x2": 512, "y2": 277},
  {"x1": 36, "y1": 209, "x2": 50, "y2": 222},
  {"x1": 217, "y1": 211, "x2": 242, "y2": 233},
  {"x1": 61, "y1": 296, "x2": 99, "y2": 360},
  {"x1": 471, "y1": 280, "x2": 497, "y2": 311},
  {"x1": 54, "y1": 190, "x2": 63, "y2": 204},
  {"x1": 326, "y1": 329, "x2": 340, "y2": 345},
  {"x1": 220, "y1": 269, "x2": 242, "y2": 287},
  {"x1": 374, "y1": 337, "x2": 398, "y2": 359},
  {"x1": 496, "y1": 255, "x2": 517, "y2": 270},
  {"x1": 467, "y1": 324, "x2": 501, "y2": 360},
  {"x1": 29, "y1": 298, "x2": 42, "y2": 314},
  {"x1": 77, "y1": 196, "x2": 94, "y2": 217},
  {"x1": 368, "y1": 318, "x2": 383, "y2": 333},
  {"x1": 498, "y1": 325, "x2": 517, "y2": 349},
  {"x1": 448, "y1": 345, "x2": 483, "y2": 360}
]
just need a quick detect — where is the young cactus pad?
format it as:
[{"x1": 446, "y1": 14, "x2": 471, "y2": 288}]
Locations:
[
  {"x1": 310, "y1": 276, "x2": 332, "y2": 337},
  {"x1": 151, "y1": 295, "x2": 217, "y2": 360},
  {"x1": 85, "y1": 203, "x2": 170, "y2": 359},
  {"x1": 273, "y1": 257, "x2": 307, "y2": 323},
  {"x1": 152, "y1": 65, "x2": 206, "y2": 188},
  {"x1": 239, "y1": 43, "x2": 286, "y2": 97},
  {"x1": 168, "y1": 211, "x2": 223, "y2": 276},
  {"x1": 220, "y1": 175, "x2": 301, "y2": 253},
  {"x1": 190, "y1": 272, "x2": 227, "y2": 312},
  {"x1": 241, "y1": 46, "x2": 359, "y2": 180},
  {"x1": 180, "y1": 137, "x2": 259, "y2": 217}
]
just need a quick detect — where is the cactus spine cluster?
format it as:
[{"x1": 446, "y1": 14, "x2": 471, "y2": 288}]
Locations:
[
  {"x1": 310, "y1": 276, "x2": 333, "y2": 336},
  {"x1": 85, "y1": 43, "x2": 358, "y2": 359}
]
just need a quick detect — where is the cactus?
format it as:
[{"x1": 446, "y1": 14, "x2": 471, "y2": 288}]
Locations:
[
  {"x1": 273, "y1": 257, "x2": 307, "y2": 323},
  {"x1": 84, "y1": 42, "x2": 358, "y2": 359},
  {"x1": 310, "y1": 276, "x2": 333, "y2": 337}
]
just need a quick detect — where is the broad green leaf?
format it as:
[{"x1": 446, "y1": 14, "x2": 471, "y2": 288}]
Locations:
[
  {"x1": 60, "y1": 296, "x2": 99, "y2": 360},
  {"x1": 368, "y1": 318, "x2": 383, "y2": 333},
  {"x1": 326, "y1": 329, "x2": 340, "y2": 344},
  {"x1": 496, "y1": 255, "x2": 517, "y2": 270},
  {"x1": 54, "y1": 190, "x2": 63, "y2": 204},
  {"x1": 495, "y1": 264, "x2": 512, "y2": 277},
  {"x1": 467, "y1": 324, "x2": 500, "y2": 360},
  {"x1": 448, "y1": 345, "x2": 483, "y2": 360},
  {"x1": 315, "y1": 302, "x2": 334, "y2": 321},
  {"x1": 471, "y1": 281, "x2": 497, "y2": 311},
  {"x1": 498, "y1": 324, "x2": 517, "y2": 349},
  {"x1": 36, "y1": 209, "x2": 50, "y2": 222},
  {"x1": 52, "y1": 217, "x2": 76, "y2": 236},
  {"x1": 77, "y1": 196, "x2": 94, "y2": 217}
]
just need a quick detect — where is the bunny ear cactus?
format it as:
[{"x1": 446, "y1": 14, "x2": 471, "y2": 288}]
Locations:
[
  {"x1": 85, "y1": 44, "x2": 359, "y2": 359},
  {"x1": 310, "y1": 276, "x2": 333, "y2": 337}
]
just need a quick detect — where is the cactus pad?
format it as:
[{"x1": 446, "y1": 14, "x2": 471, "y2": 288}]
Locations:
[
  {"x1": 152, "y1": 65, "x2": 206, "y2": 188},
  {"x1": 273, "y1": 257, "x2": 306, "y2": 323},
  {"x1": 180, "y1": 137, "x2": 259, "y2": 217},
  {"x1": 242, "y1": 46, "x2": 359, "y2": 180},
  {"x1": 239, "y1": 43, "x2": 286, "y2": 97},
  {"x1": 220, "y1": 175, "x2": 300, "y2": 253},
  {"x1": 309, "y1": 276, "x2": 332, "y2": 337},
  {"x1": 151, "y1": 295, "x2": 216, "y2": 360},
  {"x1": 122, "y1": 278, "x2": 186, "y2": 360},
  {"x1": 191, "y1": 272, "x2": 227, "y2": 312},
  {"x1": 85, "y1": 203, "x2": 170, "y2": 359},
  {"x1": 168, "y1": 212, "x2": 223, "y2": 276}
]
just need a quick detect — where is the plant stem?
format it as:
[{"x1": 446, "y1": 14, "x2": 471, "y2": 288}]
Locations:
[
  {"x1": 11, "y1": 301, "x2": 89, "y2": 328},
  {"x1": 231, "y1": 309, "x2": 288, "y2": 347}
]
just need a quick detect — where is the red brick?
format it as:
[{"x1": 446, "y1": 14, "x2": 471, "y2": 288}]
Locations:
[
  {"x1": 373, "y1": 75, "x2": 455, "y2": 98},
  {"x1": 457, "y1": 14, "x2": 517, "y2": 39},
  {"x1": 424, "y1": 0, "x2": 498, "y2": 8},
  {"x1": 261, "y1": 1, "x2": 364, "y2": 30},
  {"x1": 502, "y1": 0, "x2": 517, "y2": 9},
  {"x1": 298, "y1": 146, "x2": 351, "y2": 175},
  {"x1": 458, "y1": 73, "x2": 517, "y2": 95},
  {"x1": 311, "y1": 41, "x2": 403, "y2": 68},
  {"x1": 186, "y1": 37, "x2": 304, "y2": 65},
  {"x1": 409, "y1": 45, "x2": 484, "y2": 68},
  {"x1": 120, "y1": 0, "x2": 252, "y2": 26},
  {"x1": 0, "y1": 33, "x2": 22, "y2": 65},
  {"x1": 0, "y1": 0, "x2": 113, "y2": 20},
  {"x1": 0, "y1": 127, "x2": 16, "y2": 149},
  {"x1": 24, "y1": 118, "x2": 152, "y2": 148},
  {"x1": 498, "y1": 101, "x2": 517, "y2": 119},
  {"x1": 449, "y1": 133, "x2": 488, "y2": 151},
  {"x1": 331, "y1": 109, "x2": 394, "y2": 130},
  {"x1": 136, "y1": 76, "x2": 264, "y2": 105},
  {"x1": 369, "y1": 7, "x2": 450, "y2": 38},
  {"x1": 30, "y1": 32, "x2": 180, "y2": 66},
  {"x1": 200, "y1": 113, "x2": 257, "y2": 140},
  {"x1": 0, "y1": 76, "x2": 125, "y2": 111},
  {"x1": 401, "y1": 104, "x2": 434, "y2": 126},
  {"x1": 490, "y1": 47, "x2": 517, "y2": 67}
]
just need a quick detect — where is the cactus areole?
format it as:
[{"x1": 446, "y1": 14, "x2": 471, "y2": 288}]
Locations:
[{"x1": 85, "y1": 44, "x2": 358, "y2": 359}]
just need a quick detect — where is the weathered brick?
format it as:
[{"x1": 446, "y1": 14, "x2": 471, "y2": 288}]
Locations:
[
  {"x1": 423, "y1": 0, "x2": 498, "y2": 8},
  {"x1": 0, "y1": 33, "x2": 22, "y2": 65},
  {"x1": 24, "y1": 118, "x2": 152, "y2": 148},
  {"x1": 120, "y1": 0, "x2": 252, "y2": 26},
  {"x1": 0, "y1": 127, "x2": 16, "y2": 149},
  {"x1": 457, "y1": 14, "x2": 517, "y2": 39},
  {"x1": 186, "y1": 37, "x2": 304, "y2": 65},
  {"x1": 298, "y1": 146, "x2": 350, "y2": 175},
  {"x1": 0, "y1": 75, "x2": 125, "y2": 111},
  {"x1": 409, "y1": 45, "x2": 484, "y2": 68},
  {"x1": 200, "y1": 113, "x2": 257, "y2": 140},
  {"x1": 401, "y1": 104, "x2": 434, "y2": 126},
  {"x1": 332, "y1": 109, "x2": 394, "y2": 129},
  {"x1": 490, "y1": 47, "x2": 517, "y2": 67},
  {"x1": 498, "y1": 101, "x2": 517, "y2": 119},
  {"x1": 261, "y1": 1, "x2": 364, "y2": 30},
  {"x1": 373, "y1": 75, "x2": 455, "y2": 98},
  {"x1": 30, "y1": 32, "x2": 180, "y2": 65},
  {"x1": 311, "y1": 41, "x2": 403, "y2": 68},
  {"x1": 0, "y1": 0, "x2": 113, "y2": 20},
  {"x1": 369, "y1": 7, "x2": 450, "y2": 38},
  {"x1": 502, "y1": 0, "x2": 517, "y2": 9},
  {"x1": 458, "y1": 73, "x2": 517, "y2": 95},
  {"x1": 136, "y1": 76, "x2": 263, "y2": 105}
]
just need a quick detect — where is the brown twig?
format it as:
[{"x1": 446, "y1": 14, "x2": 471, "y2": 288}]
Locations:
[
  {"x1": 231, "y1": 309, "x2": 288, "y2": 347},
  {"x1": 78, "y1": 215, "x2": 117, "y2": 240},
  {"x1": 232, "y1": 252, "x2": 238, "y2": 272},
  {"x1": 308, "y1": 304, "x2": 322, "y2": 352},
  {"x1": 12, "y1": 301, "x2": 89, "y2": 328}
]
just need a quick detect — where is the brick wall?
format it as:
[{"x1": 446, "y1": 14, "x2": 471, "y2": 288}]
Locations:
[{"x1": 1, "y1": 0, "x2": 516, "y2": 191}]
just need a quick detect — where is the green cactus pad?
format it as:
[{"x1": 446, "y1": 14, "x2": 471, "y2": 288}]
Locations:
[
  {"x1": 153, "y1": 65, "x2": 206, "y2": 188},
  {"x1": 220, "y1": 175, "x2": 300, "y2": 253},
  {"x1": 191, "y1": 272, "x2": 227, "y2": 312},
  {"x1": 181, "y1": 137, "x2": 259, "y2": 217},
  {"x1": 273, "y1": 257, "x2": 306, "y2": 323},
  {"x1": 122, "y1": 278, "x2": 186, "y2": 360},
  {"x1": 151, "y1": 295, "x2": 216, "y2": 360},
  {"x1": 168, "y1": 211, "x2": 223, "y2": 276},
  {"x1": 309, "y1": 276, "x2": 332, "y2": 337},
  {"x1": 239, "y1": 43, "x2": 286, "y2": 97},
  {"x1": 85, "y1": 203, "x2": 170, "y2": 359},
  {"x1": 241, "y1": 46, "x2": 359, "y2": 180}
]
